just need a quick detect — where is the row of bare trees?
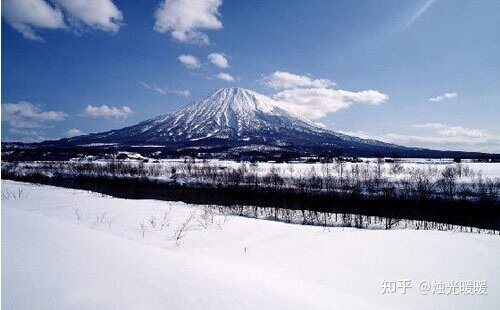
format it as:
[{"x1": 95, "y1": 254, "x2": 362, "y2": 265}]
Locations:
[
  {"x1": 206, "y1": 204, "x2": 499, "y2": 234},
  {"x1": 2, "y1": 159, "x2": 499, "y2": 203}
]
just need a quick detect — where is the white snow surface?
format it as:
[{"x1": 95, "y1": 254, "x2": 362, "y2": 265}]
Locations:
[{"x1": 2, "y1": 180, "x2": 500, "y2": 309}]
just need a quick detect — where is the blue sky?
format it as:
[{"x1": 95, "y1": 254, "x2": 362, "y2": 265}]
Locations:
[{"x1": 2, "y1": 0, "x2": 500, "y2": 152}]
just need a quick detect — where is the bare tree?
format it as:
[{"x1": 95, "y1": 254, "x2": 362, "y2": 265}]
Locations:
[
  {"x1": 74, "y1": 208, "x2": 81, "y2": 220},
  {"x1": 438, "y1": 166, "x2": 457, "y2": 200},
  {"x1": 172, "y1": 212, "x2": 196, "y2": 246},
  {"x1": 197, "y1": 206, "x2": 214, "y2": 229},
  {"x1": 139, "y1": 221, "x2": 147, "y2": 238},
  {"x1": 159, "y1": 210, "x2": 170, "y2": 231}
]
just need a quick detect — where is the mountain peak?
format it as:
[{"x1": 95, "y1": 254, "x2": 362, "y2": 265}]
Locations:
[
  {"x1": 213, "y1": 87, "x2": 251, "y2": 93},
  {"x1": 104, "y1": 87, "x2": 327, "y2": 142},
  {"x1": 189, "y1": 86, "x2": 280, "y2": 115},
  {"x1": 207, "y1": 87, "x2": 266, "y2": 104},
  {"x1": 212, "y1": 87, "x2": 256, "y2": 94}
]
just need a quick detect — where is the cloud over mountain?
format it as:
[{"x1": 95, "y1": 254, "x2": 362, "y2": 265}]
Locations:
[
  {"x1": 84, "y1": 105, "x2": 132, "y2": 118},
  {"x1": 273, "y1": 88, "x2": 388, "y2": 120},
  {"x1": 2, "y1": 0, "x2": 123, "y2": 41},
  {"x1": 154, "y1": 0, "x2": 223, "y2": 44},
  {"x1": 216, "y1": 72, "x2": 235, "y2": 82},
  {"x1": 2, "y1": 101, "x2": 67, "y2": 128},
  {"x1": 2, "y1": 0, "x2": 66, "y2": 41},
  {"x1": 65, "y1": 128, "x2": 84, "y2": 138},
  {"x1": 428, "y1": 92, "x2": 458, "y2": 102},
  {"x1": 263, "y1": 71, "x2": 334, "y2": 90},
  {"x1": 53, "y1": 0, "x2": 123, "y2": 33},
  {"x1": 208, "y1": 53, "x2": 229, "y2": 68},
  {"x1": 178, "y1": 54, "x2": 200, "y2": 69},
  {"x1": 263, "y1": 71, "x2": 388, "y2": 120}
]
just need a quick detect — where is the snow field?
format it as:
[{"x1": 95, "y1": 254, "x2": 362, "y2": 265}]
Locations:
[{"x1": 2, "y1": 180, "x2": 500, "y2": 309}]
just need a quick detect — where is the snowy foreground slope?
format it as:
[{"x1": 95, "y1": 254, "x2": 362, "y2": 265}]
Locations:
[{"x1": 2, "y1": 181, "x2": 499, "y2": 309}]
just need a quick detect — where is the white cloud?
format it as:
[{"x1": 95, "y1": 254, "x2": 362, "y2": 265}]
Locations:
[
  {"x1": 216, "y1": 72, "x2": 235, "y2": 82},
  {"x1": 178, "y1": 54, "x2": 200, "y2": 69},
  {"x1": 273, "y1": 88, "x2": 388, "y2": 120},
  {"x1": 7, "y1": 128, "x2": 49, "y2": 142},
  {"x1": 84, "y1": 105, "x2": 132, "y2": 118},
  {"x1": 207, "y1": 53, "x2": 228, "y2": 68},
  {"x1": 428, "y1": 92, "x2": 458, "y2": 102},
  {"x1": 53, "y1": 0, "x2": 123, "y2": 33},
  {"x1": 263, "y1": 71, "x2": 334, "y2": 90},
  {"x1": 340, "y1": 123, "x2": 500, "y2": 152},
  {"x1": 65, "y1": 128, "x2": 84, "y2": 138},
  {"x1": 138, "y1": 81, "x2": 190, "y2": 97},
  {"x1": 414, "y1": 123, "x2": 489, "y2": 139},
  {"x1": 2, "y1": 0, "x2": 66, "y2": 41},
  {"x1": 403, "y1": 0, "x2": 436, "y2": 31},
  {"x1": 263, "y1": 71, "x2": 387, "y2": 120},
  {"x1": 2, "y1": 101, "x2": 67, "y2": 128},
  {"x1": 154, "y1": 0, "x2": 223, "y2": 44},
  {"x1": 2, "y1": 0, "x2": 123, "y2": 41}
]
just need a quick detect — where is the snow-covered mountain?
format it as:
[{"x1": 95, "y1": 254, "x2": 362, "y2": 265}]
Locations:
[
  {"x1": 62, "y1": 88, "x2": 385, "y2": 147},
  {"x1": 34, "y1": 87, "x2": 488, "y2": 158},
  {"x1": 86, "y1": 87, "x2": 329, "y2": 143}
]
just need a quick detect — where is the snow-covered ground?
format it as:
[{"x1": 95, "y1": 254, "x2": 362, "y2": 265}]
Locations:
[{"x1": 2, "y1": 180, "x2": 499, "y2": 309}]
